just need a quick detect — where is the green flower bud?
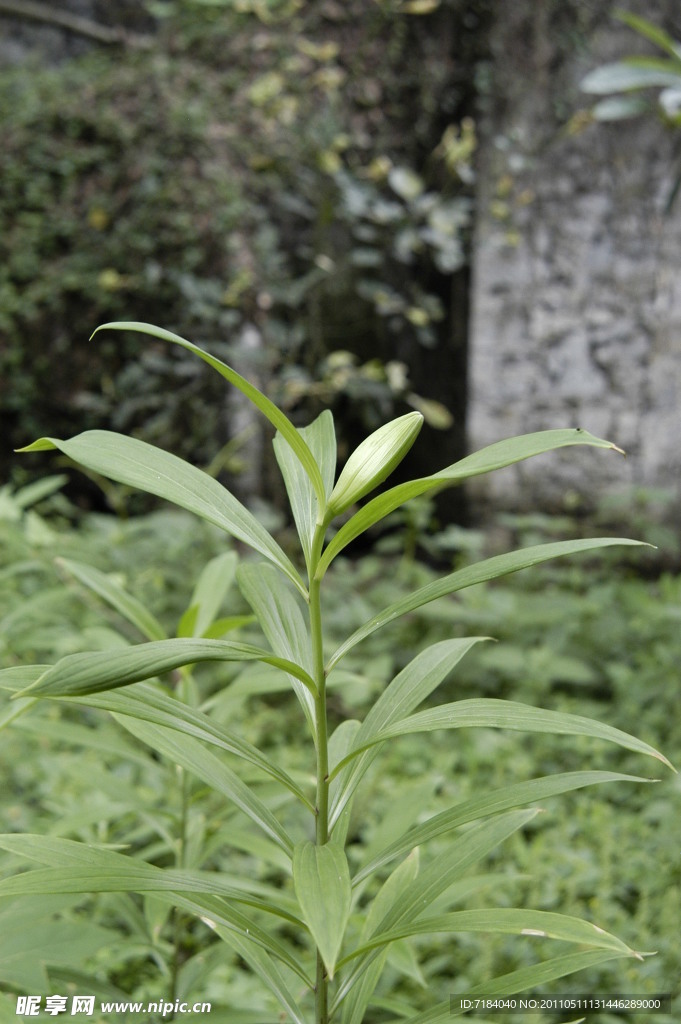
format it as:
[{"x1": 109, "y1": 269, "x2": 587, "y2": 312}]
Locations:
[{"x1": 327, "y1": 411, "x2": 423, "y2": 518}]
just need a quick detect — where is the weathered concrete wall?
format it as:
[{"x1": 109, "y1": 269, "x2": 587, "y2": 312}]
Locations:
[{"x1": 468, "y1": 0, "x2": 681, "y2": 515}]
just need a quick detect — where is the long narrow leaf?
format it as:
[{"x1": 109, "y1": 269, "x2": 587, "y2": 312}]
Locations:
[
  {"x1": 329, "y1": 639, "x2": 488, "y2": 825},
  {"x1": 327, "y1": 539, "x2": 646, "y2": 669},
  {"x1": 317, "y1": 430, "x2": 624, "y2": 575},
  {"x1": 92, "y1": 321, "x2": 327, "y2": 510},
  {"x1": 333, "y1": 811, "x2": 537, "y2": 1007},
  {"x1": 0, "y1": 862, "x2": 301, "y2": 924},
  {"x1": 353, "y1": 771, "x2": 651, "y2": 886},
  {"x1": 237, "y1": 561, "x2": 317, "y2": 734},
  {"x1": 210, "y1": 923, "x2": 310, "y2": 1024},
  {"x1": 273, "y1": 410, "x2": 336, "y2": 570},
  {"x1": 368, "y1": 699, "x2": 673, "y2": 771},
  {"x1": 340, "y1": 908, "x2": 636, "y2": 966},
  {"x1": 19, "y1": 430, "x2": 306, "y2": 597},
  {"x1": 16, "y1": 637, "x2": 315, "y2": 698}
]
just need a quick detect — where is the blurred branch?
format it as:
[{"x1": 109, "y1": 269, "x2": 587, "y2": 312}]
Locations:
[{"x1": 0, "y1": 0, "x2": 153, "y2": 48}]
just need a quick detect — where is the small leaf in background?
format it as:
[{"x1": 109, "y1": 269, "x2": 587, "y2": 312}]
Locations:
[{"x1": 293, "y1": 841, "x2": 351, "y2": 978}]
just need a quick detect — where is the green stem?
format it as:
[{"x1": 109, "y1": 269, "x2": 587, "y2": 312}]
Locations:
[{"x1": 309, "y1": 527, "x2": 329, "y2": 1024}]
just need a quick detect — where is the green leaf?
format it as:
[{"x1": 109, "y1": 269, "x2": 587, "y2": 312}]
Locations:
[
  {"x1": 177, "y1": 551, "x2": 238, "y2": 638},
  {"x1": 17, "y1": 637, "x2": 316, "y2": 698},
  {"x1": 237, "y1": 562, "x2": 317, "y2": 733},
  {"x1": 342, "y1": 854, "x2": 419, "y2": 1024},
  {"x1": 19, "y1": 430, "x2": 306, "y2": 597},
  {"x1": 317, "y1": 429, "x2": 625, "y2": 575},
  {"x1": 333, "y1": 811, "x2": 537, "y2": 1008},
  {"x1": 327, "y1": 412, "x2": 423, "y2": 518},
  {"x1": 92, "y1": 321, "x2": 327, "y2": 511},
  {"x1": 329, "y1": 639, "x2": 488, "y2": 825},
  {"x1": 57, "y1": 557, "x2": 167, "y2": 641},
  {"x1": 211, "y1": 926, "x2": 310, "y2": 1024},
  {"x1": 62, "y1": 682, "x2": 314, "y2": 810},
  {"x1": 581, "y1": 61, "x2": 681, "y2": 94},
  {"x1": 293, "y1": 841, "x2": 352, "y2": 978},
  {"x1": 592, "y1": 96, "x2": 650, "y2": 120},
  {"x1": 273, "y1": 409, "x2": 336, "y2": 569},
  {"x1": 327, "y1": 538, "x2": 646, "y2": 668},
  {"x1": 0, "y1": 836, "x2": 311, "y2": 993},
  {"x1": 341, "y1": 908, "x2": 636, "y2": 966},
  {"x1": 353, "y1": 771, "x2": 652, "y2": 886},
  {"x1": 369, "y1": 698, "x2": 673, "y2": 770},
  {"x1": 616, "y1": 11, "x2": 681, "y2": 62}
]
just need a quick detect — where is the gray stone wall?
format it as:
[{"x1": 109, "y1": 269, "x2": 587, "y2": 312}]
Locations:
[{"x1": 468, "y1": 0, "x2": 681, "y2": 516}]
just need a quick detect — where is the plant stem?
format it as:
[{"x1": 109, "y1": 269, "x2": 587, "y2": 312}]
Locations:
[{"x1": 309, "y1": 527, "x2": 329, "y2": 1024}]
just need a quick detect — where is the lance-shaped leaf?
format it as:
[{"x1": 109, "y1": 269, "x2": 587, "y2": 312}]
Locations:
[
  {"x1": 581, "y1": 62, "x2": 681, "y2": 94},
  {"x1": 327, "y1": 538, "x2": 646, "y2": 669},
  {"x1": 15, "y1": 637, "x2": 316, "y2": 699},
  {"x1": 333, "y1": 810, "x2": 537, "y2": 1007},
  {"x1": 57, "y1": 557, "x2": 167, "y2": 641},
  {"x1": 327, "y1": 412, "x2": 423, "y2": 519},
  {"x1": 317, "y1": 429, "x2": 625, "y2": 576},
  {"x1": 329, "y1": 638, "x2": 488, "y2": 825},
  {"x1": 340, "y1": 907, "x2": 636, "y2": 966},
  {"x1": 0, "y1": 835, "x2": 310, "y2": 991},
  {"x1": 274, "y1": 410, "x2": 337, "y2": 571},
  {"x1": 349, "y1": 698, "x2": 673, "y2": 771},
  {"x1": 19, "y1": 430, "x2": 306, "y2": 598},
  {"x1": 238, "y1": 561, "x2": 317, "y2": 734},
  {"x1": 293, "y1": 841, "x2": 352, "y2": 978},
  {"x1": 353, "y1": 770, "x2": 652, "y2": 886},
  {"x1": 93, "y1": 321, "x2": 326, "y2": 510}
]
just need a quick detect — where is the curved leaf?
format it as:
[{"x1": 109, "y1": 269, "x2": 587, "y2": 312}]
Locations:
[
  {"x1": 340, "y1": 908, "x2": 636, "y2": 966},
  {"x1": 19, "y1": 430, "x2": 306, "y2": 597},
  {"x1": 317, "y1": 429, "x2": 624, "y2": 576},
  {"x1": 16, "y1": 637, "x2": 316, "y2": 698},
  {"x1": 92, "y1": 321, "x2": 327, "y2": 510},
  {"x1": 581, "y1": 61, "x2": 681, "y2": 94},
  {"x1": 369, "y1": 698, "x2": 673, "y2": 770},
  {"x1": 353, "y1": 770, "x2": 652, "y2": 886},
  {"x1": 329, "y1": 639, "x2": 488, "y2": 825},
  {"x1": 273, "y1": 410, "x2": 336, "y2": 570},
  {"x1": 327, "y1": 539, "x2": 646, "y2": 669},
  {"x1": 393, "y1": 951, "x2": 633, "y2": 1024}
]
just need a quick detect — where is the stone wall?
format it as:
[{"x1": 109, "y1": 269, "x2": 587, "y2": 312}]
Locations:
[{"x1": 468, "y1": 0, "x2": 681, "y2": 516}]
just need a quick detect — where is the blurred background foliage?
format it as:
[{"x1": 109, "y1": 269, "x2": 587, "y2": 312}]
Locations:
[{"x1": 0, "y1": 0, "x2": 495, "y2": 510}]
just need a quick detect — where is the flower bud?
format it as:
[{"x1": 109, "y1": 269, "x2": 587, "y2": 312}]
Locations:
[{"x1": 327, "y1": 411, "x2": 423, "y2": 518}]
